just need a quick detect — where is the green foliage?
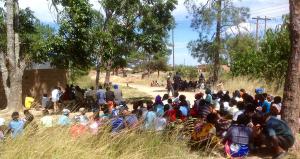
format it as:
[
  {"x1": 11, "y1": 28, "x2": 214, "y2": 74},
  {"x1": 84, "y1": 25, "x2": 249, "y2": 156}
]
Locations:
[
  {"x1": 147, "y1": 55, "x2": 170, "y2": 75},
  {"x1": 0, "y1": 6, "x2": 56, "y2": 64},
  {"x1": 184, "y1": 0, "x2": 249, "y2": 63},
  {"x1": 175, "y1": 65, "x2": 198, "y2": 80},
  {"x1": 231, "y1": 17, "x2": 290, "y2": 86},
  {"x1": 51, "y1": 0, "x2": 93, "y2": 69}
]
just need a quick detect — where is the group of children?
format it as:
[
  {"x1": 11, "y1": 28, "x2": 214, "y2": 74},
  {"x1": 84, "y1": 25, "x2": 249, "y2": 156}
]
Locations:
[{"x1": 0, "y1": 87, "x2": 295, "y2": 159}]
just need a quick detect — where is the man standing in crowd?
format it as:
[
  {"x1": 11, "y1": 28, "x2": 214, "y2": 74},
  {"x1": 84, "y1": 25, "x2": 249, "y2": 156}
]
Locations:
[{"x1": 173, "y1": 72, "x2": 181, "y2": 92}]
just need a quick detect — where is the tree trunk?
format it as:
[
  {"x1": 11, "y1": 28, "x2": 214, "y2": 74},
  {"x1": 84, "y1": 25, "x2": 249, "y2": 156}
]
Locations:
[
  {"x1": 104, "y1": 69, "x2": 111, "y2": 84},
  {"x1": 104, "y1": 60, "x2": 112, "y2": 84},
  {"x1": 95, "y1": 62, "x2": 101, "y2": 90},
  {"x1": 282, "y1": 0, "x2": 300, "y2": 149},
  {"x1": 213, "y1": 0, "x2": 222, "y2": 84},
  {"x1": 0, "y1": 0, "x2": 24, "y2": 112}
]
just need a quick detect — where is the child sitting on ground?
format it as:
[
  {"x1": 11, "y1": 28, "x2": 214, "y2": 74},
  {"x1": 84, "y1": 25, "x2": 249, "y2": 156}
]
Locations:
[
  {"x1": 223, "y1": 114, "x2": 252, "y2": 158},
  {"x1": 0, "y1": 118, "x2": 5, "y2": 140},
  {"x1": 58, "y1": 109, "x2": 71, "y2": 126},
  {"x1": 8, "y1": 112, "x2": 25, "y2": 138},
  {"x1": 78, "y1": 108, "x2": 89, "y2": 125},
  {"x1": 40, "y1": 109, "x2": 53, "y2": 128}
]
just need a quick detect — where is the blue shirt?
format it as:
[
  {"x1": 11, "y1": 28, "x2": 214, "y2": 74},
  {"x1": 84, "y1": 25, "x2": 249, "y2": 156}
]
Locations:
[
  {"x1": 262, "y1": 100, "x2": 271, "y2": 113},
  {"x1": 155, "y1": 104, "x2": 164, "y2": 117},
  {"x1": 179, "y1": 106, "x2": 188, "y2": 116},
  {"x1": 9, "y1": 119, "x2": 25, "y2": 138},
  {"x1": 58, "y1": 115, "x2": 71, "y2": 126},
  {"x1": 143, "y1": 111, "x2": 157, "y2": 130},
  {"x1": 205, "y1": 94, "x2": 212, "y2": 104},
  {"x1": 111, "y1": 117, "x2": 125, "y2": 133}
]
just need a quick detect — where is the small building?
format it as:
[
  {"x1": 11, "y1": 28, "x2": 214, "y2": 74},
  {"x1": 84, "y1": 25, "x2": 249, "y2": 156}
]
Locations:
[{"x1": 0, "y1": 62, "x2": 67, "y2": 109}]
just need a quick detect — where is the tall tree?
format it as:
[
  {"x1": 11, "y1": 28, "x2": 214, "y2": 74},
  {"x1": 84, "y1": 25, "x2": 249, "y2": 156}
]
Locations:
[
  {"x1": 0, "y1": 2, "x2": 55, "y2": 110},
  {"x1": 137, "y1": 0, "x2": 177, "y2": 77},
  {"x1": 0, "y1": 0, "x2": 24, "y2": 111},
  {"x1": 50, "y1": 0, "x2": 93, "y2": 82},
  {"x1": 185, "y1": 0, "x2": 249, "y2": 83},
  {"x1": 282, "y1": 0, "x2": 300, "y2": 146}
]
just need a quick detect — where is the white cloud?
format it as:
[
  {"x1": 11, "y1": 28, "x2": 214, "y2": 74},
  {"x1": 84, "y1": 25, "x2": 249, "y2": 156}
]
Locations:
[{"x1": 0, "y1": 0, "x2": 101, "y2": 23}]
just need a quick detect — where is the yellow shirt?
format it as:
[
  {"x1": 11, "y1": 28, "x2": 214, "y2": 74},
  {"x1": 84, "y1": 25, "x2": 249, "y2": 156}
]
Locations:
[{"x1": 25, "y1": 97, "x2": 34, "y2": 109}]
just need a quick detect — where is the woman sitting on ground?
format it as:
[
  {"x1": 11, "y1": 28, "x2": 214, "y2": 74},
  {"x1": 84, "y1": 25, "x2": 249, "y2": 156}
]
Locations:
[{"x1": 223, "y1": 114, "x2": 252, "y2": 158}]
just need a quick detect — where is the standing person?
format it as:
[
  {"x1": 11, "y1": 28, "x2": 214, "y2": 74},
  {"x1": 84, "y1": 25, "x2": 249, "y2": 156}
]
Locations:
[
  {"x1": 166, "y1": 76, "x2": 174, "y2": 96},
  {"x1": 105, "y1": 87, "x2": 115, "y2": 103},
  {"x1": 8, "y1": 112, "x2": 25, "y2": 138},
  {"x1": 40, "y1": 109, "x2": 53, "y2": 128},
  {"x1": 199, "y1": 72, "x2": 205, "y2": 88},
  {"x1": 113, "y1": 85, "x2": 124, "y2": 105},
  {"x1": 51, "y1": 86, "x2": 60, "y2": 113},
  {"x1": 41, "y1": 93, "x2": 50, "y2": 109},
  {"x1": 96, "y1": 85, "x2": 106, "y2": 108},
  {"x1": 173, "y1": 72, "x2": 181, "y2": 92}
]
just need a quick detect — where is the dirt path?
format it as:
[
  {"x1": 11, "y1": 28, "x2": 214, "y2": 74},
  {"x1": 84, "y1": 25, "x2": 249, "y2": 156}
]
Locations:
[{"x1": 126, "y1": 83, "x2": 197, "y2": 102}]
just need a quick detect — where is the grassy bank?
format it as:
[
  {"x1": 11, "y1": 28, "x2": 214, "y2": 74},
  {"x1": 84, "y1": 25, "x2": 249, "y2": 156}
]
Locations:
[{"x1": 0, "y1": 127, "x2": 216, "y2": 159}]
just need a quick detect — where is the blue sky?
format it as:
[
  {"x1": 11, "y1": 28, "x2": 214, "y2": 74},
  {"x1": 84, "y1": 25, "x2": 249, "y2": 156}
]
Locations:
[{"x1": 0, "y1": 0, "x2": 289, "y2": 66}]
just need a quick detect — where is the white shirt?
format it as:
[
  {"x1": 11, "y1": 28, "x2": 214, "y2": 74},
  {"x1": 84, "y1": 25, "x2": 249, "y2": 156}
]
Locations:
[
  {"x1": 51, "y1": 89, "x2": 60, "y2": 102},
  {"x1": 233, "y1": 110, "x2": 245, "y2": 121},
  {"x1": 41, "y1": 116, "x2": 53, "y2": 127}
]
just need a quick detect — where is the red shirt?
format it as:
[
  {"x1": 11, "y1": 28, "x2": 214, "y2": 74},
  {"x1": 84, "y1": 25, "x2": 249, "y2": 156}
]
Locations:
[{"x1": 70, "y1": 124, "x2": 87, "y2": 138}]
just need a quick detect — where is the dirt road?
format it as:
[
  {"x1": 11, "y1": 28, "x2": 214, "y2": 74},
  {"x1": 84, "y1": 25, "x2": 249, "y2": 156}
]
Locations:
[{"x1": 127, "y1": 84, "x2": 197, "y2": 102}]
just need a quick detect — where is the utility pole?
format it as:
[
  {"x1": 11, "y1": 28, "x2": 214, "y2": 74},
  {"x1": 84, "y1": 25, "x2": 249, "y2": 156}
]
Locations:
[
  {"x1": 252, "y1": 16, "x2": 271, "y2": 50},
  {"x1": 264, "y1": 16, "x2": 271, "y2": 33},
  {"x1": 172, "y1": 28, "x2": 175, "y2": 71}
]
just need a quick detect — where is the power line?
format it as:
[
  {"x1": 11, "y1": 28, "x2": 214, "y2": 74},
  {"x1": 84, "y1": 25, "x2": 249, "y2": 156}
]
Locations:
[
  {"x1": 250, "y1": 4, "x2": 289, "y2": 13},
  {"x1": 252, "y1": 16, "x2": 271, "y2": 49}
]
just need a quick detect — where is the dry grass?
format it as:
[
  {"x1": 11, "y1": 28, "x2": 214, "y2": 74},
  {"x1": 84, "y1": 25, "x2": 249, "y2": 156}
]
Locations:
[
  {"x1": 217, "y1": 76, "x2": 283, "y2": 96},
  {"x1": 0, "y1": 126, "x2": 220, "y2": 159}
]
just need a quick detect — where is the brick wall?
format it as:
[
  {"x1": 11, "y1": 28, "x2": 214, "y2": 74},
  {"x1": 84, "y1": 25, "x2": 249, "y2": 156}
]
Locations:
[{"x1": 0, "y1": 69, "x2": 67, "y2": 109}]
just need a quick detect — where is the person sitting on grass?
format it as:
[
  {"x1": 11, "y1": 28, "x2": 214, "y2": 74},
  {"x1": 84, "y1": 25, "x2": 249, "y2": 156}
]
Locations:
[
  {"x1": 154, "y1": 95, "x2": 164, "y2": 117},
  {"x1": 0, "y1": 118, "x2": 5, "y2": 141},
  {"x1": 190, "y1": 113, "x2": 219, "y2": 150},
  {"x1": 223, "y1": 114, "x2": 252, "y2": 159},
  {"x1": 58, "y1": 109, "x2": 71, "y2": 126},
  {"x1": 89, "y1": 110, "x2": 102, "y2": 134},
  {"x1": 23, "y1": 109, "x2": 36, "y2": 129},
  {"x1": 40, "y1": 109, "x2": 53, "y2": 128},
  {"x1": 78, "y1": 108, "x2": 89, "y2": 126},
  {"x1": 7, "y1": 112, "x2": 25, "y2": 138},
  {"x1": 70, "y1": 116, "x2": 88, "y2": 139},
  {"x1": 252, "y1": 113, "x2": 294, "y2": 159},
  {"x1": 143, "y1": 101, "x2": 157, "y2": 130},
  {"x1": 111, "y1": 114, "x2": 125, "y2": 134},
  {"x1": 122, "y1": 108, "x2": 139, "y2": 129}
]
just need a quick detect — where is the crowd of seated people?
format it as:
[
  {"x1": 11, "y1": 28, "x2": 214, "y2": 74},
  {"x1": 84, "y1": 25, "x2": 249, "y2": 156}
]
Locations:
[{"x1": 1, "y1": 86, "x2": 295, "y2": 159}]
